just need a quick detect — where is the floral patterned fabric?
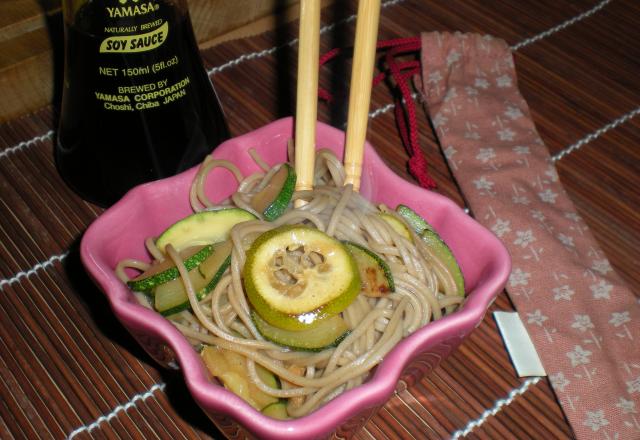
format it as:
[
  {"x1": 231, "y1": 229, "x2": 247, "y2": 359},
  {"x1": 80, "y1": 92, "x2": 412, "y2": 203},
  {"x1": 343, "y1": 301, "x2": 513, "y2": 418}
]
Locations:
[{"x1": 419, "y1": 32, "x2": 640, "y2": 439}]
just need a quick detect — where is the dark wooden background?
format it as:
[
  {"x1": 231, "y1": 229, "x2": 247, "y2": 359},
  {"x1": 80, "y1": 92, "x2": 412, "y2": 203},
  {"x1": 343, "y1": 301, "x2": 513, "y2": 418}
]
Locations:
[{"x1": 1, "y1": 0, "x2": 638, "y2": 438}]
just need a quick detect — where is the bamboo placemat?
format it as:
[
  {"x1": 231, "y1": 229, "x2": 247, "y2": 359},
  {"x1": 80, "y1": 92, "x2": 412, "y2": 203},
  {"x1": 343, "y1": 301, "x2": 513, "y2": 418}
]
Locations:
[{"x1": 1, "y1": 0, "x2": 638, "y2": 438}]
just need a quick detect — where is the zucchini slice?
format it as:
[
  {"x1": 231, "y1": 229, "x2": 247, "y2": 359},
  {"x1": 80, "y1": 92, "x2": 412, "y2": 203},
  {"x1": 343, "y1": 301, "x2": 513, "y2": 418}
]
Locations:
[
  {"x1": 343, "y1": 241, "x2": 394, "y2": 297},
  {"x1": 155, "y1": 208, "x2": 256, "y2": 253},
  {"x1": 396, "y1": 204, "x2": 465, "y2": 296},
  {"x1": 251, "y1": 163, "x2": 296, "y2": 221},
  {"x1": 127, "y1": 245, "x2": 213, "y2": 292},
  {"x1": 252, "y1": 310, "x2": 349, "y2": 352},
  {"x1": 379, "y1": 213, "x2": 412, "y2": 241},
  {"x1": 396, "y1": 204, "x2": 434, "y2": 234},
  {"x1": 261, "y1": 402, "x2": 289, "y2": 419},
  {"x1": 244, "y1": 225, "x2": 360, "y2": 331},
  {"x1": 256, "y1": 361, "x2": 280, "y2": 391},
  {"x1": 155, "y1": 241, "x2": 232, "y2": 315},
  {"x1": 201, "y1": 345, "x2": 279, "y2": 410},
  {"x1": 420, "y1": 229, "x2": 465, "y2": 296}
]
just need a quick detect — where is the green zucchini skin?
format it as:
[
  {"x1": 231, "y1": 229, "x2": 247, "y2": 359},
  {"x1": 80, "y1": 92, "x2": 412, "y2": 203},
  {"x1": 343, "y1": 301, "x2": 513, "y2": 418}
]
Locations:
[
  {"x1": 251, "y1": 310, "x2": 350, "y2": 352},
  {"x1": 262, "y1": 163, "x2": 296, "y2": 222},
  {"x1": 343, "y1": 241, "x2": 395, "y2": 296},
  {"x1": 396, "y1": 204, "x2": 434, "y2": 234},
  {"x1": 420, "y1": 229, "x2": 465, "y2": 297},
  {"x1": 127, "y1": 245, "x2": 214, "y2": 292},
  {"x1": 395, "y1": 204, "x2": 465, "y2": 296},
  {"x1": 159, "y1": 255, "x2": 231, "y2": 316},
  {"x1": 156, "y1": 242, "x2": 233, "y2": 316}
]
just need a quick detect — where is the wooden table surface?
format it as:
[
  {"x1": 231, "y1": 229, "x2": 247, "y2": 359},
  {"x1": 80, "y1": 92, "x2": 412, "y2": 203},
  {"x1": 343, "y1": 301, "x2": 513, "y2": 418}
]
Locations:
[{"x1": 1, "y1": 0, "x2": 638, "y2": 439}]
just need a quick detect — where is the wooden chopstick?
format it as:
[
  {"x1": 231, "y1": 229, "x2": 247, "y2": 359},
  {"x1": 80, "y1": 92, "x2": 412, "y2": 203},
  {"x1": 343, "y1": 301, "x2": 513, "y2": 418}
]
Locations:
[
  {"x1": 343, "y1": 0, "x2": 381, "y2": 192},
  {"x1": 294, "y1": 0, "x2": 321, "y2": 206}
]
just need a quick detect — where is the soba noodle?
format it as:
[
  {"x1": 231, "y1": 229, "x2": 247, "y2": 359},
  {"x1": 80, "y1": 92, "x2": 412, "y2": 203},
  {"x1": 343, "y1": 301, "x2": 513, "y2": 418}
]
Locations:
[{"x1": 116, "y1": 147, "x2": 463, "y2": 417}]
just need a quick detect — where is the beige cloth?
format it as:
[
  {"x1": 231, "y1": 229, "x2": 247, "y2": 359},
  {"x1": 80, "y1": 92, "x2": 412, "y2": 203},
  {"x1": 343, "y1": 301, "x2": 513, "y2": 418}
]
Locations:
[{"x1": 418, "y1": 31, "x2": 640, "y2": 439}]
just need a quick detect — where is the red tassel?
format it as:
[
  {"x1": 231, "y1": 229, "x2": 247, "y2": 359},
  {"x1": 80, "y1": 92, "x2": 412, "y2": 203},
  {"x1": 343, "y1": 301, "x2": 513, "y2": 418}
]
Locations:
[{"x1": 317, "y1": 36, "x2": 436, "y2": 189}]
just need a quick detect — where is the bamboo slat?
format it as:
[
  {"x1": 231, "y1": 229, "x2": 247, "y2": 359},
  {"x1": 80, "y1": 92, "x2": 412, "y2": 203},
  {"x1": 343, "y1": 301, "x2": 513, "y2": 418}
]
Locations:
[{"x1": 0, "y1": 0, "x2": 638, "y2": 439}]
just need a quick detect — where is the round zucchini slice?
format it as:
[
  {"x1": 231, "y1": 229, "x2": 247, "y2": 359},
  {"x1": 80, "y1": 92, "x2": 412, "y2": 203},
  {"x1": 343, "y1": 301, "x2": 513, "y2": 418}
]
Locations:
[
  {"x1": 252, "y1": 310, "x2": 349, "y2": 352},
  {"x1": 155, "y1": 208, "x2": 256, "y2": 253},
  {"x1": 244, "y1": 225, "x2": 360, "y2": 330}
]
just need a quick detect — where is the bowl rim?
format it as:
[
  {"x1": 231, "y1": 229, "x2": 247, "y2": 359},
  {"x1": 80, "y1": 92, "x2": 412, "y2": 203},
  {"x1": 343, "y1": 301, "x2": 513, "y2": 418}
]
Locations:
[{"x1": 80, "y1": 117, "x2": 511, "y2": 439}]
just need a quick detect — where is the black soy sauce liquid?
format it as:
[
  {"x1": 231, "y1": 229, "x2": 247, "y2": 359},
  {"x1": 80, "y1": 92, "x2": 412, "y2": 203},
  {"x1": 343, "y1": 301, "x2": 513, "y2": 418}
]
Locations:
[{"x1": 56, "y1": 0, "x2": 228, "y2": 207}]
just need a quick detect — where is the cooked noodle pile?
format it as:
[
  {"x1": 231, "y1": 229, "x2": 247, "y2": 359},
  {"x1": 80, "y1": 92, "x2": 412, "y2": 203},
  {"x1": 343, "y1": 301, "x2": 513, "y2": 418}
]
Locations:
[{"x1": 117, "y1": 147, "x2": 463, "y2": 417}]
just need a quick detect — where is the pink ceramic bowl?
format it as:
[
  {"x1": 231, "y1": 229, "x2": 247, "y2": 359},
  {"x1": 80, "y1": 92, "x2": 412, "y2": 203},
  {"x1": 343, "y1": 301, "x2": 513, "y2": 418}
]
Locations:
[{"x1": 81, "y1": 117, "x2": 510, "y2": 439}]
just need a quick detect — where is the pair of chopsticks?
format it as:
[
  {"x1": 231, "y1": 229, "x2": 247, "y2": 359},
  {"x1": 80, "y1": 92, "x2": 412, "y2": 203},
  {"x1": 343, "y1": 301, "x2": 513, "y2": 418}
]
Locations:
[{"x1": 294, "y1": 0, "x2": 381, "y2": 201}]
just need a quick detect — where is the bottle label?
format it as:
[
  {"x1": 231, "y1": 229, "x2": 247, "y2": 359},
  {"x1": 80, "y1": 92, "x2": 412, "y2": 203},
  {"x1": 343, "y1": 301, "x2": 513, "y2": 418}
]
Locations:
[
  {"x1": 93, "y1": 0, "x2": 191, "y2": 112},
  {"x1": 100, "y1": 21, "x2": 168, "y2": 53},
  {"x1": 105, "y1": 1, "x2": 159, "y2": 19}
]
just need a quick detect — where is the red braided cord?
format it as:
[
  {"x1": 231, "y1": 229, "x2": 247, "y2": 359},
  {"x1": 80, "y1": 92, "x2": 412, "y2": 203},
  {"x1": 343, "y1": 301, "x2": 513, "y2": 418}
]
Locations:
[
  {"x1": 394, "y1": 94, "x2": 410, "y2": 149},
  {"x1": 317, "y1": 37, "x2": 421, "y2": 67},
  {"x1": 393, "y1": 67, "x2": 421, "y2": 153},
  {"x1": 386, "y1": 45, "x2": 436, "y2": 188},
  {"x1": 318, "y1": 88, "x2": 333, "y2": 102},
  {"x1": 322, "y1": 60, "x2": 420, "y2": 100},
  {"x1": 319, "y1": 47, "x2": 342, "y2": 66},
  {"x1": 376, "y1": 36, "x2": 421, "y2": 50},
  {"x1": 386, "y1": 49, "x2": 416, "y2": 151},
  {"x1": 317, "y1": 37, "x2": 436, "y2": 189}
]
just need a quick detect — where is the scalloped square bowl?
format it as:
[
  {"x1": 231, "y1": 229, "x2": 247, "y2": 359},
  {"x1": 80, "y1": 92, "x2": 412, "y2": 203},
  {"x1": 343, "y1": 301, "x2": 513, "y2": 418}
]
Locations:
[{"x1": 81, "y1": 117, "x2": 510, "y2": 439}]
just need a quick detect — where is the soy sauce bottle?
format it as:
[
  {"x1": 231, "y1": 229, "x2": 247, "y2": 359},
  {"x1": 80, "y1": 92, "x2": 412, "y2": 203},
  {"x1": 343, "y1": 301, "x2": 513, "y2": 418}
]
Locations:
[{"x1": 56, "y1": 0, "x2": 229, "y2": 207}]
